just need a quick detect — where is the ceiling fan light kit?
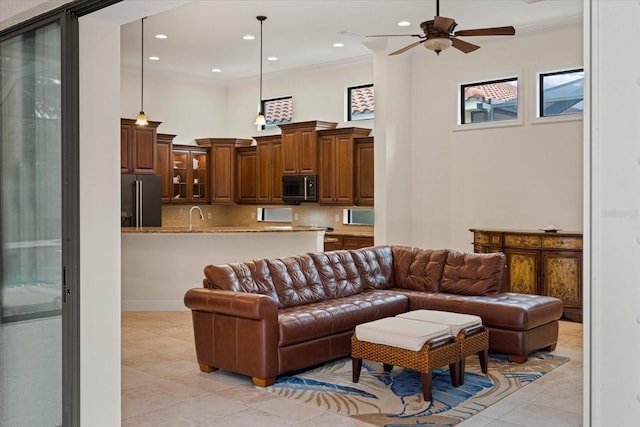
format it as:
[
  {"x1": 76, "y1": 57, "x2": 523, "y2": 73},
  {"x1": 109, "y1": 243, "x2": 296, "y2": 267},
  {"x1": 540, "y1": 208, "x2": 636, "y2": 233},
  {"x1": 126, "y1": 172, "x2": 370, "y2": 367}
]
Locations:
[
  {"x1": 424, "y1": 37, "x2": 452, "y2": 55},
  {"x1": 369, "y1": 0, "x2": 515, "y2": 57}
]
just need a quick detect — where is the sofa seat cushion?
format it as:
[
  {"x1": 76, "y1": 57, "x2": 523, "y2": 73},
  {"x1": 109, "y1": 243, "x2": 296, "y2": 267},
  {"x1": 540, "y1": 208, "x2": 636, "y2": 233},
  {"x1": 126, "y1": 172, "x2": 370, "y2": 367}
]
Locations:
[
  {"x1": 399, "y1": 290, "x2": 563, "y2": 331},
  {"x1": 277, "y1": 290, "x2": 408, "y2": 347},
  {"x1": 355, "y1": 317, "x2": 450, "y2": 351}
]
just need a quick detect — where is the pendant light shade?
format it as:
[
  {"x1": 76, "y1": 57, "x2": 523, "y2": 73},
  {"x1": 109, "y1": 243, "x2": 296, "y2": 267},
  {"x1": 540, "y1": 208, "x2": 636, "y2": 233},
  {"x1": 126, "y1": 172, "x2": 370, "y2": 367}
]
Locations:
[
  {"x1": 254, "y1": 16, "x2": 267, "y2": 127},
  {"x1": 135, "y1": 17, "x2": 149, "y2": 126}
]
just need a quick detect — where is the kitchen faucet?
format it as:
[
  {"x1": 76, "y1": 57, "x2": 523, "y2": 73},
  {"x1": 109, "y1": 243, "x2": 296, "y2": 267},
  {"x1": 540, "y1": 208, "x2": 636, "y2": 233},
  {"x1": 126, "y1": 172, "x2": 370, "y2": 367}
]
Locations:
[{"x1": 189, "y1": 206, "x2": 205, "y2": 230}]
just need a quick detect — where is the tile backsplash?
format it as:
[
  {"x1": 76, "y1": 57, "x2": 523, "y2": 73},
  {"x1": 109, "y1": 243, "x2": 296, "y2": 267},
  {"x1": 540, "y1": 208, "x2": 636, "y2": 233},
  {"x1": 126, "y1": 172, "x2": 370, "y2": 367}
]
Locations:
[{"x1": 162, "y1": 203, "x2": 373, "y2": 233}]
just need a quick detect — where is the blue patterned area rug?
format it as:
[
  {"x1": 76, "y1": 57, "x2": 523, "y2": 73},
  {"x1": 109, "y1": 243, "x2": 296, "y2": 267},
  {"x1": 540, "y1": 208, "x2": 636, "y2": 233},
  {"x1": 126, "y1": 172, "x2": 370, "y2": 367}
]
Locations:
[{"x1": 263, "y1": 352, "x2": 569, "y2": 426}]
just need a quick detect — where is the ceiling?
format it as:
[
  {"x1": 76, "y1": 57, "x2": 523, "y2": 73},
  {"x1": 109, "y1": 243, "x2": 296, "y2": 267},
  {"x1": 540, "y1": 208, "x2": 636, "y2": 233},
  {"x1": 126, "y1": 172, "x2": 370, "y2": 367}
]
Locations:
[{"x1": 112, "y1": 0, "x2": 583, "y2": 82}]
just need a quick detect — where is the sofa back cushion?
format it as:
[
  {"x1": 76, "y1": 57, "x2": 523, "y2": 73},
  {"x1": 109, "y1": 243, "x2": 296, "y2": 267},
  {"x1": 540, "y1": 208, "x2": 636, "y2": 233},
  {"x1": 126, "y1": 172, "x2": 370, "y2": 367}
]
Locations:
[
  {"x1": 350, "y1": 246, "x2": 395, "y2": 290},
  {"x1": 392, "y1": 246, "x2": 449, "y2": 292},
  {"x1": 440, "y1": 250, "x2": 505, "y2": 296},
  {"x1": 268, "y1": 255, "x2": 326, "y2": 308},
  {"x1": 310, "y1": 250, "x2": 364, "y2": 298},
  {"x1": 204, "y1": 259, "x2": 281, "y2": 305}
]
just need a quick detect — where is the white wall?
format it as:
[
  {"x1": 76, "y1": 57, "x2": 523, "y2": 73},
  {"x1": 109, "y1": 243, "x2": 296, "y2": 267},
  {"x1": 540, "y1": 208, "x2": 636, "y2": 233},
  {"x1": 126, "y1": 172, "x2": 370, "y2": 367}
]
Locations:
[
  {"x1": 407, "y1": 25, "x2": 583, "y2": 251},
  {"x1": 79, "y1": 16, "x2": 121, "y2": 427},
  {"x1": 121, "y1": 68, "x2": 228, "y2": 145},
  {"x1": 225, "y1": 58, "x2": 374, "y2": 138},
  {"x1": 589, "y1": 1, "x2": 640, "y2": 424}
]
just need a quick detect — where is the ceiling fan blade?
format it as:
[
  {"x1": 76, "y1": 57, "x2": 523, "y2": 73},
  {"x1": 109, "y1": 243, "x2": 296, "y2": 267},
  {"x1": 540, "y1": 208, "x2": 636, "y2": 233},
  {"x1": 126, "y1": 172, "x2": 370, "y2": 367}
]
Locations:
[
  {"x1": 389, "y1": 40, "x2": 425, "y2": 56},
  {"x1": 367, "y1": 34, "x2": 423, "y2": 38},
  {"x1": 451, "y1": 37, "x2": 481, "y2": 54},
  {"x1": 454, "y1": 26, "x2": 516, "y2": 37},
  {"x1": 434, "y1": 16, "x2": 456, "y2": 33}
]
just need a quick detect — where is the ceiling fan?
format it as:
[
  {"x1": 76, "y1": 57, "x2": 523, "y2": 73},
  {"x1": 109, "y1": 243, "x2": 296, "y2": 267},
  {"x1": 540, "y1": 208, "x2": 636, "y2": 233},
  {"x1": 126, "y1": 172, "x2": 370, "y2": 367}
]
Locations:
[{"x1": 368, "y1": 0, "x2": 516, "y2": 56}]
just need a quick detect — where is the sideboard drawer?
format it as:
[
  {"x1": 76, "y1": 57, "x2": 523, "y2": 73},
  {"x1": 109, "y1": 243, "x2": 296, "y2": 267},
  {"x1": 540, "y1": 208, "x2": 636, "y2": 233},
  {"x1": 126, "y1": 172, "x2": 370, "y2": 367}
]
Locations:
[
  {"x1": 504, "y1": 234, "x2": 541, "y2": 248},
  {"x1": 541, "y1": 236, "x2": 582, "y2": 250}
]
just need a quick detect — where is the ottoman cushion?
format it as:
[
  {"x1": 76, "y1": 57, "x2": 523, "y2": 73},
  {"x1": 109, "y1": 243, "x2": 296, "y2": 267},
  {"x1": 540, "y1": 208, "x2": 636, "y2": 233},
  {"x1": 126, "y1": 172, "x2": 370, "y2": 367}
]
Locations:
[
  {"x1": 355, "y1": 317, "x2": 450, "y2": 351},
  {"x1": 397, "y1": 309, "x2": 482, "y2": 336}
]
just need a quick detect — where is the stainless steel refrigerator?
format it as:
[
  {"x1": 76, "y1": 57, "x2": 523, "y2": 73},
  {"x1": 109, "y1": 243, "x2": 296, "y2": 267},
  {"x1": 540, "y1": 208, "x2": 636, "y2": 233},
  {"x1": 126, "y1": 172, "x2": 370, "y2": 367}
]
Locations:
[{"x1": 121, "y1": 174, "x2": 162, "y2": 227}]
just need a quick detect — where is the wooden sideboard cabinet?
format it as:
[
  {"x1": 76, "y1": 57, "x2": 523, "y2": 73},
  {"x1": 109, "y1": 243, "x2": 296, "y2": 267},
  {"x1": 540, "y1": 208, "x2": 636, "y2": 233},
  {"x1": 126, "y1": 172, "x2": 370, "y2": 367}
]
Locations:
[{"x1": 470, "y1": 228, "x2": 583, "y2": 322}]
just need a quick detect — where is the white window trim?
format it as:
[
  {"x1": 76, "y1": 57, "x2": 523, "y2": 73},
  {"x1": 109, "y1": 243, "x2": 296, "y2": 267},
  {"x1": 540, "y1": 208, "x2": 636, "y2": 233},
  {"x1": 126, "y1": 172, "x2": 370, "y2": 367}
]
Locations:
[
  {"x1": 530, "y1": 65, "x2": 584, "y2": 125},
  {"x1": 454, "y1": 71, "x2": 524, "y2": 132}
]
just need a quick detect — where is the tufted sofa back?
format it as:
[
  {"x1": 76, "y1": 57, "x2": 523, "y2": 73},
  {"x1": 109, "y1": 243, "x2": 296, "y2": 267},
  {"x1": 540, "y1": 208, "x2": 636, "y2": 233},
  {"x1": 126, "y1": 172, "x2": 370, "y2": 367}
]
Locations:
[{"x1": 203, "y1": 245, "x2": 505, "y2": 308}]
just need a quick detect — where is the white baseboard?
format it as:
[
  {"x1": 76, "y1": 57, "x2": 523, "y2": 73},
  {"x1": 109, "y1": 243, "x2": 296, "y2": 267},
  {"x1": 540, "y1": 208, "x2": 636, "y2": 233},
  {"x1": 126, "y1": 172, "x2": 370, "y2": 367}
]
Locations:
[{"x1": 121, "y1": 300, "x2": 188, "y2": 312}]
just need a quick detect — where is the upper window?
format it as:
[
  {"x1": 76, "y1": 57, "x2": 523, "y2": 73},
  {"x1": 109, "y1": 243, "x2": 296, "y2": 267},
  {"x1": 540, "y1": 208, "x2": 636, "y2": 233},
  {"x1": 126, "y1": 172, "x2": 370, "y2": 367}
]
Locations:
[
  {"x1": 261, "y1": 96, "x2": 292, "y2": 130},
  {"x1": 460, "y1": 77, "x2": 519, "y2": 125},
  {"x1": 347, "y1": 84, "x2": 374, "y2": 121},
  {"x1": 538, "y1": 68, "x2": 584, "y2": 118}
]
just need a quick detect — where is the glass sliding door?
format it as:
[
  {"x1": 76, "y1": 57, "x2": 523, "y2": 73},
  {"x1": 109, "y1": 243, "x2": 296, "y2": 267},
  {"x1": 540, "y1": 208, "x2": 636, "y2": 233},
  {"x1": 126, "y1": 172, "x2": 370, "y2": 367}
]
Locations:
[{"x1": 0, "y1": 21, "x2": 63, "y2": 426}]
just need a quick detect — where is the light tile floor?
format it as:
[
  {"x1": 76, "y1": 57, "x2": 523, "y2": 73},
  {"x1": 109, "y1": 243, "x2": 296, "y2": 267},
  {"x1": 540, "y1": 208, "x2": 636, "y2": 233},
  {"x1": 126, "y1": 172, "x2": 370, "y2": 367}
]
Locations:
[{"x1": 122, "y1": 312, "x2": 583, "y2": 427}]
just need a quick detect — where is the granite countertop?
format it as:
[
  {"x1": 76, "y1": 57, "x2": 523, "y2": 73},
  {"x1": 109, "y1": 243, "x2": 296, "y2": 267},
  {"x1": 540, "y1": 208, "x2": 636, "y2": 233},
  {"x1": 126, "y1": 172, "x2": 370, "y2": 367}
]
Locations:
[{"x1": 122, "y1": 226, "x2": 327, "y2": 234}]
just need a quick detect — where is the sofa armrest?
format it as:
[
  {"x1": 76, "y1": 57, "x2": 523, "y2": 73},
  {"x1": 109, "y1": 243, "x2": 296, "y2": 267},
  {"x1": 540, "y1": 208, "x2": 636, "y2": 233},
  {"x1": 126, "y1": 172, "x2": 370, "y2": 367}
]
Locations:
[
  {"x1": 183, "y1": 288, "x2": 280, "y2": 383},
  {"x1": 184, "y1": 288, "x2": 278, "y2": 320}
]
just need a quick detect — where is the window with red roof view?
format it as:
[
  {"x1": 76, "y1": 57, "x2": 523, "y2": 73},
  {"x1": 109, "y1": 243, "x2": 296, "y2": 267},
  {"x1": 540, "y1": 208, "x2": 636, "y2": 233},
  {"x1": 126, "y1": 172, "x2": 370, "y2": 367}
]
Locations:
[
  {"x1": 461, "y1": 77, "x2": 518, "y2": 125},
  {"x1": 348, "y1": 84, "x2": 374, "y2": 121}
]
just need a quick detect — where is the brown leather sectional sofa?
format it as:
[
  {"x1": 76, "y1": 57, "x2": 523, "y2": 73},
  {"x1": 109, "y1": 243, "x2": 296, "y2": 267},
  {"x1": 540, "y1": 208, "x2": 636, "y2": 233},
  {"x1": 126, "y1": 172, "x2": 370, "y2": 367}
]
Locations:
[{"x1": 184, "y1": 245, "x2": 563, "y2": 387}]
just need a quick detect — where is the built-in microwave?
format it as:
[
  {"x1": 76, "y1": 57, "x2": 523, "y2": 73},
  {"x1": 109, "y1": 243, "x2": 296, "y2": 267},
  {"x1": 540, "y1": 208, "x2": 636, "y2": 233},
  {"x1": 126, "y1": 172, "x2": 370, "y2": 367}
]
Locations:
[{"x1": 282, "y1": 175, "x2": 318, "y2": 203}]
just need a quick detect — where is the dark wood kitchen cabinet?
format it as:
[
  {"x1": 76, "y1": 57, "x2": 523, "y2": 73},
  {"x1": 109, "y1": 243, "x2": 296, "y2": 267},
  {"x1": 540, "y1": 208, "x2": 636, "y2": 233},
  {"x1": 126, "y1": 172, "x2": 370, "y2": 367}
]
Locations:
[
  {"x1": 354, "y1": 136, "x2": 374, "y2": 206},
  {"x1": 120, "y1": 118, "x2": 161, "y2": 174},
  {"x1": 254, "y1": 134, "x2": 283, "y2": 204},
  {"x1": 318, "y1": 127, "x2": 371, "y2": 205},
  {"x1": 470, "y1": 228, "x2": 583, "y2": 322},
  {"x1": 196, "y1": 138, "x2": 252, "y2": 204},
  {"x1": 236, "y1": 146, "x2": 257, "y2": 204},
  {"x1": 324, "y1": 234, "x2": 374, "y2": 251},
  {"x1": 279, "y1": 120, "x2": 337, "y2": 175},
  {"x1": 156, "y1": 133, "x2": 176, "y2": 203},
  {"x1": 171, "y1": 144, "x2": 209, "y2": 203}
]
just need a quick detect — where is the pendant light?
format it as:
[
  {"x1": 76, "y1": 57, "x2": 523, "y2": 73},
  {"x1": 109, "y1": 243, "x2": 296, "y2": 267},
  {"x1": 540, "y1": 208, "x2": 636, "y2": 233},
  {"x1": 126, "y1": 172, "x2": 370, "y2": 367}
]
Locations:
[
  {"x1": 135, "y1": 17, "x2": 149, "y2": 126},
  {"x1": 254, "y1": 16, "x2": 267, "y2": 127}
]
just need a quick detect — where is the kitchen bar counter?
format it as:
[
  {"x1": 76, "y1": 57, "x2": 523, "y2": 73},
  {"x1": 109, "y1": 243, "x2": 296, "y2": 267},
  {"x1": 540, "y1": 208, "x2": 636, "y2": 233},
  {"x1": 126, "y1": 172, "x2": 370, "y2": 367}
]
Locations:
[
  {"x1": 122, "y1": 227, "x2": 325, "y2": 311},
  {"x1": 122, "y1": 225, "x2": 324, "y2": 234}
]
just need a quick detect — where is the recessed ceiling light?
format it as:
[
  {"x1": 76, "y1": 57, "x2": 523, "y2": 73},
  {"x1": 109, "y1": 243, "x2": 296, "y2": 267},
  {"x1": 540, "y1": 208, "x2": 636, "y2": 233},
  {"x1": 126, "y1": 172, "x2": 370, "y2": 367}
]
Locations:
[
  {"x1": 148, "y1": 56, "x2": 159, "y2": 61},
  {"x1": 155, "y1": 34, "x2": 167, "y2": 39},
  {"x1": 398, "y1": 21, "x2": 411, "y2": 27},
  {"x1": 267, "y1": 56, "x2": 278, "y2": 61},
  {"x1": 333, "y1": 42, "x2": 345, "y2": 48},
  {"x1": 243, "y1": 35, "x2": 255, "y2": 40},
  {"x1": 211, "y1": 68, "x2": 222, "y2": 73}
]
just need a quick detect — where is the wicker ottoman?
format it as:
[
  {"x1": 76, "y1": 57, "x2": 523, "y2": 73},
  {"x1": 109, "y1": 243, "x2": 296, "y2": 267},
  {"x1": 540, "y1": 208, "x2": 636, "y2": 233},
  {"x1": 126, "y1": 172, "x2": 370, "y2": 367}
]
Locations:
[
  {"x1": 397, "y1": 310, "x2": 489, "y2": 385},
  {"x1": 351, "y1": 317, "x2": 461, "y2": 401}
]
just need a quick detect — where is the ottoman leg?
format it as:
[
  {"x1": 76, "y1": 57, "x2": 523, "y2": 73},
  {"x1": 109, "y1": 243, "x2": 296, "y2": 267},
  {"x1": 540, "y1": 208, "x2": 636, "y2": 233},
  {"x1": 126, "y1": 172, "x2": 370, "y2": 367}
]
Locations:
[
  {"x1": 383, "y1": 363, "x2": 393, "y2": 372},
  {"x1": 420, "y1": 372, "x2": 432, "y2": 401},
  {"x1": 449, "y1": 362, "x2": 461, "y2": 387},
  {"x1": 459, "y1": 359, "x2": 466, "y2": 385},
  {"x1": 479, "y1": 349, "x2": 488, "y2": 374},
  {"x1": 352, "y1": 357, "x2": 363, "y2": 383}
]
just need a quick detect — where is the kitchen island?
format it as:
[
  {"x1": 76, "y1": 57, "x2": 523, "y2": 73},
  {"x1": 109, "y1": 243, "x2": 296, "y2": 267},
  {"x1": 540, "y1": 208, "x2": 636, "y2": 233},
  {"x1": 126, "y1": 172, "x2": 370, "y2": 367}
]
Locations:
[{"x1": 121, "y1": 226, "x2": 325, "y2": 311}]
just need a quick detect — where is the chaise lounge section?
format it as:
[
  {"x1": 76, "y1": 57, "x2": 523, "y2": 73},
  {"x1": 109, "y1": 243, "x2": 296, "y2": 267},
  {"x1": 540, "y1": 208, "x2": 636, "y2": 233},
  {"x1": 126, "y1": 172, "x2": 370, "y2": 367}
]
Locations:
[{"x1": 184, "y1": 245, "x2": 563, "y2": 386}]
